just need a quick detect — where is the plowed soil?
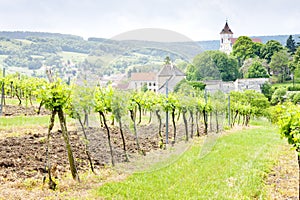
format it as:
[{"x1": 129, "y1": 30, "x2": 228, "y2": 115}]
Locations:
[
  {"x1": 2, "y1": 105, "x2": 49, "y2": 116},
  {"x1": 0, "y1": 122, "x2": 188, "y2": 184}
]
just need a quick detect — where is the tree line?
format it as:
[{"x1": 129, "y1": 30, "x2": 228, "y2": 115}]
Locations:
[{"x1": 186, "y1": 35, "x2": 300, "y2": 84}]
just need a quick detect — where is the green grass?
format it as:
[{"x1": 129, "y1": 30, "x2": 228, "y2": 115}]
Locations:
[
  {"x1": 4, "y1": 98, "x2": 40, "y2": 106},
  {"x1": 4, "y1": 98, "x2": 23, "y2": 106},
  {"x1": 94, "y1": 124, "x2": 283, "y2": 199},
  {"x1": 0, "y1": 114, "x2": 76, "y2": 129},
  {"x1": 0, "y1": 115, "x2": 50, "y2": 129},
  {"x1": 272, "y1": 82, "x2": 300, "y2": 88}
]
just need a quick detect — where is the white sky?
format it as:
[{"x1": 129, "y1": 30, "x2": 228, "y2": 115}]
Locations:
[{"x1": 0, "y1": 0, "x2": 299, "y2": 41}]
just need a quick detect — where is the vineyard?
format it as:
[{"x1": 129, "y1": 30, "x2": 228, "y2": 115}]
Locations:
[{"x1": 0, "y1": 72, "x2": 299, "y2": 199}]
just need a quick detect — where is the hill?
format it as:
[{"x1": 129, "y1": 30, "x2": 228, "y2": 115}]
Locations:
[{"x1": 0, "y1": 31, "x2": 299, "y2": 80}]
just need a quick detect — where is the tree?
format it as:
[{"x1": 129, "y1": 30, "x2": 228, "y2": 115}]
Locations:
[
  {"x1": 232, "y1": 36, "x2": 256, "y2": 66},
  {"x1": 189, "y1": 52, "x2": 220, "y2": 80},
  {"x1": 286, "y1": 35, "x2": 296, "y2": 55},
  {"x1": 208, "y1": 51, "x2": 239, "y2": 81},
  {"x1": 294, "y1": 46, "x2": 300, "y2": 67},
  {"x1": 164, "y1": 56, "x2": 171, "y2": 65},
  {"x1": 252, "y1": 42, "x2": 263, "y2": 57},
  {"x1": 188, "y1": 51, "x2": 239, "y2": 81},
  {"x1": 260, "y1": 40, "x2": 284, "y2": 63},
  {"x1": 245, "y1": 60, "x2": 269, "y2": 78},
  {"x1": 270, "y1": 49, "x2": 290, "y2": 82},
  {"x1": 240, "y1": 58, "x2": 269, "y2": 77},
  {"x1": 293, "y1": 47, "x2": 300, "y2": 80}
]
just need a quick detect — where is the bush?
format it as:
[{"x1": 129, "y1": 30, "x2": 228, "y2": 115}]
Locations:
[
  {"x1": 292, "y1": 93, "x2": 300, "y2": 104},
  {"x1": 261, "y1": 82, "x2": 273, "y2": 101},
  {"x1": 287, "y1": 85, "x2": 300, "y2": 91},
  {"x1": 271, "y1": 87, "x2": 287, "y2": 105}
]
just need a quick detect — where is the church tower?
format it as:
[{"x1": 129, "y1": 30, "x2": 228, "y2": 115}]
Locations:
[{"x1": 220, "y1": 21, "x2": 233, "y2": 54}]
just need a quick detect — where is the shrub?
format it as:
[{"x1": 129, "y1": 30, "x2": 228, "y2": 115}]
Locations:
[{"x1": 287, "y1": 85, "x2": 300, "y2": 91}]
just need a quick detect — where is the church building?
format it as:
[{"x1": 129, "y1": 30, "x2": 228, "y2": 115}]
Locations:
[{"x1": 219, "y1": 21, "x2": 261, "y2": 54}]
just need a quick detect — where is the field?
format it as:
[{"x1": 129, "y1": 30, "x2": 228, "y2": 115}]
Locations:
[
  {"x1": 0, "y1": 99, "x2": 298, "y2": 199},
  {"x1": 58, "y1": 51, "x2": 88, "y2": 64}
]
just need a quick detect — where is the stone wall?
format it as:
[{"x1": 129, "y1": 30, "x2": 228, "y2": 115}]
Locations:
[{"x1": 204, "y1": 78, "x2": 269, "y2": 94}]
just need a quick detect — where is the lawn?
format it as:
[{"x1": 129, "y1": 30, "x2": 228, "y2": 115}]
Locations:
[{"x1": 94, "y1": 123, "x2": 283, "y2": 199}]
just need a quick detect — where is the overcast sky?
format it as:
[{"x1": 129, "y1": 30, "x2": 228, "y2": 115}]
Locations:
[{"x1": 0, "y1": 0, "x2": 299, "y2": 41}]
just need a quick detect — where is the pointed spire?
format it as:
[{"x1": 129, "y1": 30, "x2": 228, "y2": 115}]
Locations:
[{"x1": 220, "y1": 21, "x2": 233, "y2": 34}]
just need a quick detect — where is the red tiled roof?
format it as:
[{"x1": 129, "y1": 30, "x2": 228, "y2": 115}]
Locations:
[
  {"x1": 251, "y1": 38, "x2": 262, "y2": 43},
  {"x1": 131, "y1": 72, "x2": 156, "y2": 81},
  {"x1": 229, "y1": 38, "x2": 237, "y2": 44},
  {"x1": 230, "y1": 37, "x2": 262, "y2": 45},
  {"x1": 220, "y1": 22, "x2": 233, "y2": 34}
]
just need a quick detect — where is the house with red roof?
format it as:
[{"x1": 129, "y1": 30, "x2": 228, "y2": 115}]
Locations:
[
  {"x1": 220, "y1": 21, "x2": 262, "y2": 54},
  {"x1": 128, "y1": 63, "x2": 185, "y2": 93}
]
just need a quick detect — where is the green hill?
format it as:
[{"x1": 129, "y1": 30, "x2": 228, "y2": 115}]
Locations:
[{"x1": 0, "y1": 31, "x2": 299, "y2": 79}]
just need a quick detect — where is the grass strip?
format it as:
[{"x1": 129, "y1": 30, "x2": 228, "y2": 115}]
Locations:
[
  {"x1": 94, "y1": 124, "x2": 283, "y2": 199},
  {"x1": 0, "y1": 115, "x2": 50, "y2": 128}
]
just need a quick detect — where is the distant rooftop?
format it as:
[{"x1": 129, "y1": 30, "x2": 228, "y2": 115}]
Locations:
[
  {"x1": 229, "y1": 37, "x2": 262, "y2": 45},
  {"x1": 131, "y1": 72, "x2": 156, "y2": 81},
  {"x1": 157, "y1": 64, "x2": 185, "y2": 77}
]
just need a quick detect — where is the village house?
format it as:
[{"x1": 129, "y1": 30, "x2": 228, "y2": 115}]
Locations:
[
  {"x1": 157, "y1": 63, "x2": 186, "y2": 93},
  {"x1": 128, "y1": 72, "x2": 157, "y2": 92},
  {"x1": 127, "y1": 63, "x2": 186, "y2": 93}
]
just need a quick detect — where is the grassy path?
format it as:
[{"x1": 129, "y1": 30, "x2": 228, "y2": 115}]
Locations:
[{"x1": 94, "y1": 123, "x2": 284, "y2": 199}]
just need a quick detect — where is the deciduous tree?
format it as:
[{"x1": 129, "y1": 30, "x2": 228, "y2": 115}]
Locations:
[
  {"x1": 245, "y1": 60, "x2": 269, "y2": 78},
  {"x1": 232, "y1": 36, "x2": 256, "y2": 66},
  {"x1": 270, "y1": 49, "x2": 290, "y2": 82},
  {"x1": 260, "y1": 40, "x2": 284, "y2": 63}
]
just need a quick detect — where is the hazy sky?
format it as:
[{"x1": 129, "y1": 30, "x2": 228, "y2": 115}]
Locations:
[{"x1": 0, "y1": 0, "x2": 299, "y2": 41}]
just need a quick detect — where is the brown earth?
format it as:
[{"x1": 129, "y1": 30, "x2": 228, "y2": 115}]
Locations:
[
  {"x1": 0, "y1": 120, "x2": 189, "y2": 182},
  {"x1": 2, "y1": 105, "x2": 50, "y2": 116},
  {"x1": 0, "y1": 116, "x2": 193, "y2": 200},
  {"x1": 0, "y1": 107, "x2": 298, "y2": 199},
  {"x1": 266, "y1": 144, "x2": 298, "y2": 199}
]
